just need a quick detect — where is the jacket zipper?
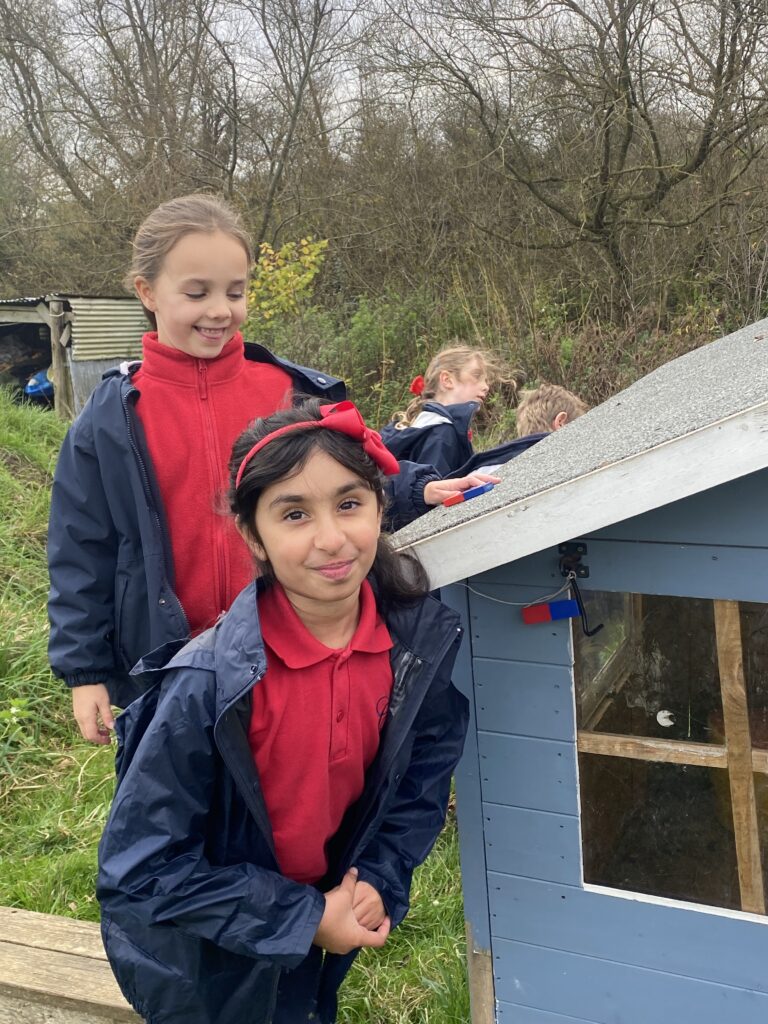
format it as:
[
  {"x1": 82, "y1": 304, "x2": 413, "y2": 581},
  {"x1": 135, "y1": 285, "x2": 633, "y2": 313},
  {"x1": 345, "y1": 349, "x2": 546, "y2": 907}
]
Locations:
[
  {"x1": 121, "y1": 385, "x2": 188, "y2": 633},
  {"x1": 339, "y1": 626, "x2": 461, "y2": 865},
  {"x1": 197, "y1": 361, "x2": 228, "y2": 617},
  {"x1": 214, "y1": 672, "x2": 279, "y2": 865}
]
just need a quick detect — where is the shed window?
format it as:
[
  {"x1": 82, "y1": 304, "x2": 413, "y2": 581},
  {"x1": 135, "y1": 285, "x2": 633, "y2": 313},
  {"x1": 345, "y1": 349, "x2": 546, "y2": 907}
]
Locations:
[{"x1": 574, "y1": 593, "x2": 768, "y2": 915}]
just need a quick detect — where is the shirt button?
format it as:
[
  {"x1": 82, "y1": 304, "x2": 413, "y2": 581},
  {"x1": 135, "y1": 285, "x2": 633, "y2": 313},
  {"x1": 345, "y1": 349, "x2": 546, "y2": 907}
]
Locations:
[{"x1": 336, "y1": 710, "x2": 344, "y2": 722}]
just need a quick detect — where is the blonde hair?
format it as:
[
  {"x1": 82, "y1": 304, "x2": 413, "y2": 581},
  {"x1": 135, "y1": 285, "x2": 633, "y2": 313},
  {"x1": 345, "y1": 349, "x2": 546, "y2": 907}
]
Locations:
[
  {"x1": 393, "y1": 346, "x2": 503, "y2": 428},
  {"x1": 516, "y1": 383, "x2": 588, "y2": 436},
  {"x1": 125, "y1": 194, "x2": 253, "y2": 328}
]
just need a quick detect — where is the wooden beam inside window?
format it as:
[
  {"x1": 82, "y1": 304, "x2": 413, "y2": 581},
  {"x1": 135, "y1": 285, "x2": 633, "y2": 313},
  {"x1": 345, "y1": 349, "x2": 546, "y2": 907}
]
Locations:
[
  {"x1": 577, "y1": 731, "x2": 728, "y2": 768},
  {"x1": 714, "y1": 599, "x2": 765, "y2": 915}
]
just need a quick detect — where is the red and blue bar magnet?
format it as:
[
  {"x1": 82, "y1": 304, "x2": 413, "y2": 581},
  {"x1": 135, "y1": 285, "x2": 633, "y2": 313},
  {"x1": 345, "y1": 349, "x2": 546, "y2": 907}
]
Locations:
[
  {"x1": 443, "y1": 482, "x2": 495, "y2": 507},
  {"x1": 522, "y1": 599, "x2": 580, "y2": 625}
]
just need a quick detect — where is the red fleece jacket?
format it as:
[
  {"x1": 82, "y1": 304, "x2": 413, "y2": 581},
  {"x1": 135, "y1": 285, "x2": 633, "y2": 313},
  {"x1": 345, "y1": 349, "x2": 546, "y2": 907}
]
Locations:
[{"x1": 134, "y1": 332, "x2": 292, "y2": 634}]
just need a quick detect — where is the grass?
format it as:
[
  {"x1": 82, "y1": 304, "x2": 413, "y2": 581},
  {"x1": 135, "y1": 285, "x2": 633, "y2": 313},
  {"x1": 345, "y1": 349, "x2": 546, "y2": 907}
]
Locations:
[{"x1": 0, "y1": 389, "x2": 470, "y2": 1021}]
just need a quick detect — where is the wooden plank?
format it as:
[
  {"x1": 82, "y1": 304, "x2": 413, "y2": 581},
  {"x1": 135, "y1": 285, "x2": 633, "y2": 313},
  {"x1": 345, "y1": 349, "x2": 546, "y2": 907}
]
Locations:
[
  {"x1": 577, "y1": 730, "x2": 729, "y2": 768},
  {"x1": 576, "y1": 540, "x2": 768, "y2": 604},
  {"x1": 48, "y1": 300, "x2": 74, "y2": 421},
  {"x1": 0, "y1": 907, "x2": 106, "y2": 960},
  {"x1": 0, "y1": 940, "x2": 139, "y2": 1021},
  {"x1": 492, "y1": 938, "x2": 768, "y2": 1023},
  {"x1": 0, "y1": 993, "x2": 134, "y2": 1024},
  {"x1": 714, "y1": 600, "x2": 765, "y2": 915},
  {"x1": 475, "y1": 660, "x2": 575, "y2": 741},
  {"x1": 478, "y1": 733, "x2": 578, "y2": 815},
  {"x1": 465, "y1": 922, "x2": 495, "y2": 1024},
  {"x1": 488, "y1": 873, "x2": 768, "y2": 993},
  {"x1": 497, "y1": 1003, "x2": 600, "y2": 1024},
  {"x1": 441, "y1": 583, "x2": 493, "y2": 951},
  {"x1": 484, "y1": 805, "x2": 581, "y2": 886},
  {"x1": 753, "y1": 749, "x2": 768, "y2": 774},
  {"x1": 468, "y1": 584, "x2": 573, "y2": 665}
]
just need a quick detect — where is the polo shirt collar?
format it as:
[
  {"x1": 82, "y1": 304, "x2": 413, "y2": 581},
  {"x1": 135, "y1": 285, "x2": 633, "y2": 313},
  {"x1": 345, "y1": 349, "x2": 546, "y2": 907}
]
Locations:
[
  {"x1": 140, "y1": 331, "x2": 245, "y2": 385},
  {"x1": 258, "y1": 579, "x2": 392, "y2": 669}
]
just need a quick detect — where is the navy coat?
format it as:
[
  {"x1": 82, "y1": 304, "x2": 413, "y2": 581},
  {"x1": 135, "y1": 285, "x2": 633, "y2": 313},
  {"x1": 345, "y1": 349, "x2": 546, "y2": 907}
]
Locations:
[
  {"x1": 449, "y1": 432, "x2": 549, "y2": 478},
  {"x1": 47, "y1": 345, "x2": 438, "y2": 707},
  {"x1": 380, "y1": 401, "x2": 479, "y2": 477},
  {"x1": 97, "y1": 582, "x2": 468, "y2": 1024}
]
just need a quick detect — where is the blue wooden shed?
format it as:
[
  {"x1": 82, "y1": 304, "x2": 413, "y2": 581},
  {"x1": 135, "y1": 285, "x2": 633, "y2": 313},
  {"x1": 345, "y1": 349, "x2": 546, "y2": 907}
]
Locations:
[{"x1": 394, "y1": 319, "x2": 768, "y2": 1024}]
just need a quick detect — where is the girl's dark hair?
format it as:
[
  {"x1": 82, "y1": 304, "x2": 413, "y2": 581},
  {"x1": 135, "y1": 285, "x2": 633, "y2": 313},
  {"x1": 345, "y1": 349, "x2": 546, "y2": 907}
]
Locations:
[{"x1": 229, "y1": 398, "x2": 429, "y2": 606}]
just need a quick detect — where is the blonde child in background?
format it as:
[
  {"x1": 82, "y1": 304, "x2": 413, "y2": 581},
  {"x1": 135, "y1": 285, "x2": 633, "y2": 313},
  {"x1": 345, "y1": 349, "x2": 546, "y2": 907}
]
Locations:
[
  {"x1": 516, "y1": 382, "x2": 588, "y2": 438},
  {"x1": 381, "y1": 346, "x2": 503, "y2": 476}
]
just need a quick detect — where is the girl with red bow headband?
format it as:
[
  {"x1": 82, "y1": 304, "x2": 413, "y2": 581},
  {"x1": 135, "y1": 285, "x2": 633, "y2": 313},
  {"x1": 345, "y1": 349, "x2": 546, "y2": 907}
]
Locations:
[{"x1": 98, "y1": 398, "x2": 470, "y2": 1024}]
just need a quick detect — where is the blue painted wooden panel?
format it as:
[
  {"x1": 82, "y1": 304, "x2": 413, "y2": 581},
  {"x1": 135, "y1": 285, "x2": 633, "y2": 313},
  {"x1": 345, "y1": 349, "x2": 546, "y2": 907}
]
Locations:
[
  {"x1": 492, "y1": 939, "x2": 768, "y2": 1023},
  {"x1": 579, "y1": 539, "x2": 768, "y2": 602},
  {"x1": 589, "y1": 469, "x2": 768, "y2": 547},
  {"x1": 489, "y1": 873, "x2": 768, "y2": 993},
  {"x1": 475, "y1": 659, "x2": 574, "y2": 741},
  {"x1": 478, "y1": 733, "x2": 578, "y2": 814},
  {"x1": 475, "y1": 551, "x2": 561, "y2": 589},
  {"x1": 497, "y1": 1003, "x2": 599, "y2": 1024},
  {"x1": 440, "y1": 583, "x2": 492, "y2": 952},
  {"x1": 469, "y1": 584, "x2": 574, "y2": 665},
  {"x1": 484, "y1": 805, "x2": 581, "y2": 886},
  {"x1": 475, "y1": 539, "x2": 768, "y2": 603},
  {"x1": 474, "y1": 539, "x2": 768, "y2": 603}
]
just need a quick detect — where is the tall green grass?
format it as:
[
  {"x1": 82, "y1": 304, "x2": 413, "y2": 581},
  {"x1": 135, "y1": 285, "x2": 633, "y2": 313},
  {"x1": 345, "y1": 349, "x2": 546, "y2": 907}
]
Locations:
[{"x1": 0, "y1": 390, "x2": 469, "y2": 1021}]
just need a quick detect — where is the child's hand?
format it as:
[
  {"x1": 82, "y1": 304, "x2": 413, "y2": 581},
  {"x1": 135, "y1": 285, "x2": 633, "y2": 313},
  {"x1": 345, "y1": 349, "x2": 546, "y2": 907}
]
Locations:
[
  {"x1": 423, "y1": 472, "x2": 500, "y2": 507},
  {"x1": 314, "y1": 868, "x2": 390, "y2": 955},
  {"x1": 72, "y1": 684, "x2": 115, "y2": 744},
  {"x1": 352, "y1": 880, "x2": 386, "y2": 930}
]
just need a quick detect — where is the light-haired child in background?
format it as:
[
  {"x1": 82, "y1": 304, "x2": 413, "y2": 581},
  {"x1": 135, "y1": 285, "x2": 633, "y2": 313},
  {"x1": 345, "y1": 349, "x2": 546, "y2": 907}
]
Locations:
[
  {"x1": 515, "y1": 382, "x2": 588, "y2": 438},
  {"x1": 381, "y1": 345, "x2": 504, "y2": 476}
]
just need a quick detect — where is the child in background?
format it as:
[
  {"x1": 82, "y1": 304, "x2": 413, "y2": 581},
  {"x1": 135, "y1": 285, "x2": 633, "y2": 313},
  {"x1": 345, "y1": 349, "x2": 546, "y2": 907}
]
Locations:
[
  {"x1": 97, "y1": 398, "x2": 469, "y2": 1024},
  {"x1": 515, "y1": 382, "x2": 588, "y2": 438},
  {"x1": 47, "y1": 196, "x2": 493, "y2": 745},
  {"x1": 381, "y1": 346, "x2": 501, "y2": 476}
]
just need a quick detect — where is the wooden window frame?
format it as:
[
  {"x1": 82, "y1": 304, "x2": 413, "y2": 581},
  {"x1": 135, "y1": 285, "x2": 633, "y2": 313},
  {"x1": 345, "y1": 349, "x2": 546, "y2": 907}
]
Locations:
[{"x1": 576, "y1": 598, "x2": 766, "y2": 915}]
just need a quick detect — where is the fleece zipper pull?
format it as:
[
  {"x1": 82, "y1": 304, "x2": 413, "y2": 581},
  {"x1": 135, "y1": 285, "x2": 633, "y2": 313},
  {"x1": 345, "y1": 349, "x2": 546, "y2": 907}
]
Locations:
[{"x1": 198, "y1": 361, "x2": 208, "y2": 399}]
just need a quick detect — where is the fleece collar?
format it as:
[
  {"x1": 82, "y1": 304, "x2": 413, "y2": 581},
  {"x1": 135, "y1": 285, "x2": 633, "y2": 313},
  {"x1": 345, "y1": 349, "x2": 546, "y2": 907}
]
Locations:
[{"x1": 139, "y1": 331, "x2": 246, "y2": 386}]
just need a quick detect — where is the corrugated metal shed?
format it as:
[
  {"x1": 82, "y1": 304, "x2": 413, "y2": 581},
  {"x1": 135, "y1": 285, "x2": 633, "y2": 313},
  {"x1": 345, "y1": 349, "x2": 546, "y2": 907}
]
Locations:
[{"x1": 65, "y1": 296, "x2": 146, "y2": 361}]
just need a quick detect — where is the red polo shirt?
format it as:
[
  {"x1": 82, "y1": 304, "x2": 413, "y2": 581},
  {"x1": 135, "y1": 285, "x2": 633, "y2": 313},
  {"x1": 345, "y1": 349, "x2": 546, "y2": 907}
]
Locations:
[
  {"x1": 134, "y1": 332, "x2": 292, "y2": 634},
  {"x1": 249, "y1": 581, "x2": 394, "y2": 884}
]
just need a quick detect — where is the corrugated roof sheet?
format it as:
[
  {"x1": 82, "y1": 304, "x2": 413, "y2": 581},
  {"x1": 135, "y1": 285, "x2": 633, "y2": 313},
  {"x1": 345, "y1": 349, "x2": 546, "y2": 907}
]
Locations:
[{"x1": 67, "y1": 297, "x2": 147, "y2": 362}]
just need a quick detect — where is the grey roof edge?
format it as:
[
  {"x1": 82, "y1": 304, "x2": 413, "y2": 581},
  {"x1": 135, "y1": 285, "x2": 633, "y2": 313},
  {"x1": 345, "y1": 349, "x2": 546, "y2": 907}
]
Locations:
[
  {"x1": 400, "y1": 398, "x2": 768, "y2": 588},
  {"x1": 394, "y1": 373, "x2": 768, "y2": 587},
  {"x1": 393, "y1": 317, "x2": 768, "y2": 560}
]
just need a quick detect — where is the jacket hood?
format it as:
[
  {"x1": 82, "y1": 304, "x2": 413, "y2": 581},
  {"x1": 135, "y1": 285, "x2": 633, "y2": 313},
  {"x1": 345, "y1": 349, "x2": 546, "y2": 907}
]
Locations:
[{"x1": 388, "y1": 400, "x2": 478, "y2": 439}]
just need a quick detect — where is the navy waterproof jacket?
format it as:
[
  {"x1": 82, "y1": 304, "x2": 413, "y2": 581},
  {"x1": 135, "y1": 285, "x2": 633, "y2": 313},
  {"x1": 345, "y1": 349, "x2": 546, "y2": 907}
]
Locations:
[
  {"x1": 47, "y1": 344, "x2": 439, "y2": 707},
  {"x1": 97, "y1": 581, "x2": 469, "y2": 1024},
  {"x1": 449, "y1": 432, "x2": 549, "y2": 478},
  {"x1": 380, "y1": 401, "x2": 479, "y2": 477}
]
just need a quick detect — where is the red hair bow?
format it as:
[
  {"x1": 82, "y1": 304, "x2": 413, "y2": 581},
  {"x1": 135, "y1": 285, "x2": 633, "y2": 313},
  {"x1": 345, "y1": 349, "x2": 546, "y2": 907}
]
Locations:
[
  {"x1": 409, "y1": 375, "x2": 425, "y2": 396},
  {"x1": 235, "y1": 400, "x2": 400, "y2": 488}
]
